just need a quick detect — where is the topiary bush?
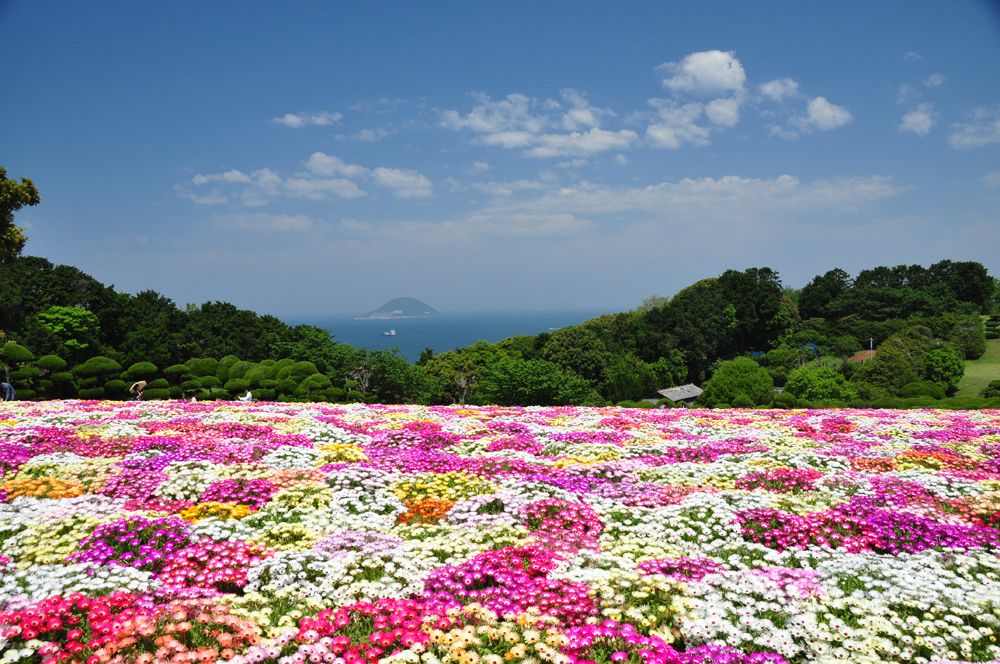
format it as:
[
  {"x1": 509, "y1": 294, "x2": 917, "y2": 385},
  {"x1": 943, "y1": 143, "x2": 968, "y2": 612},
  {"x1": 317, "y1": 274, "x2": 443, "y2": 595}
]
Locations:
[
  {"x1": 772, "y1": 392, "x2": 798, "y2": 409},
  {"x1": 700, "y1": 357, "x2": 774, "y2": 407},
  {"x1": 142, "y1": 388, "x2": 170, "y2": 400},
  {"x1": 78, "y1": 387, "x2": 105, "y2": 400},
  {"x1": 126, "y1": 362, "x2": 158, "y2": 380},
  {"x1": 898, "y1": 380, "x2": 946, "y2": 400},
  {"x1": 224, "y1": 378, "x2": 250, "y2": 393},
  {"x1": 655, "y1": 398, "x2": 675, "y2": 408},
  {"x1": 731, "y1": 394, "x2": 754, "y2": 408},
  {"x1": 979, "y1": 380, "x2": 1000, "y2": 399},
  {"x1": 189, "y1": 358, "x2": 219, "y2": 377},
  {"x1": 146, "y1": 378, "x2": 169, "y2": 390},
  {"x1": 199, "y1": 375, "x2": 220, "y2": 389},
  {"x1": 784, "y1": 366, "x2": 858, "y2": 402},
  {"x1": 103, "y1": 379, "x2": 128, "y2": 400},
  {"x1": 35, "y1": 355, "x2": 67, "y2": 374}
]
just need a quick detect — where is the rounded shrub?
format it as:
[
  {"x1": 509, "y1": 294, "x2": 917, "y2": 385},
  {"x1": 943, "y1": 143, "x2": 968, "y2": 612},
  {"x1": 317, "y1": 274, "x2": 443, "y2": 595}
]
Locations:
[
  {"x1": 190, "y1": 358, "x2": 219, "y2": 377},
  {"x1": 277, "y1": 378, "x2": 298, "y2": 395},
  {"x1": 254, "y1": 388, "x2": 276, "y2": 401},
  {"x1": 346, "y1": 390, "x2": 364, "y2": 402},
  {"x1": 636, "y1": 400, "x2": 655, "y2": 408},
  {"x1": 700, "y1": 357, "x2": 774, "y2": 407},
  {"x1": 655, "y1": 398, "x2": 675, "y2": 408},
  {"x1": 51, "y1": 371, "x2": 73, "y2": 384},
  {"x1": 74, "y1": 356, "x2": 122, "y2": 378},
  {"x1": 731, "y1": 394, "x2": 754, "y2": 408},
  {"x1": 872, "y1": 397, "x2": 906, "y2": 409},
  {"x1": 224, "y1": 378, "x2": 250, "y2": 393},
  {"x1": 1, "y1": 343, "x2": 34, "y2": 364},
  {"x1": 146, "y1": 378, "x2": 169, "y2": 390},
  {"x1": 35, "y1": 355, "x2": 67, "y2": 372},
  {"x1": 142, "y1": 388, "x2": 170, "y2": 400},
  {"x1": 898, "y1": 380, "x2": 946, "y2": 400},
  {"x1": 168, "y1": 386, "x2": 182, "y2": 398},
  {"x1": 78, "y1": 387, "x2": 105, "y2": 400},
  {"x1": 103, "y1": 379, "x2": 128, "y2": 399},
  {"x1": 772, "y1": 392, "x2": 798, "y2": 409},
  {"x1": 164, "y1": 364, "x2": 192, "y2": 384},
  {"x1": 126, "y1": 362, "x2": 158, "y2": 379},
  {"x1": 181, "y1": 380, "x2": 202, "y2": 391},
  {"x1": 199, "y1": 375, "x2": 220, "y2": 388},
  {"x1": 16, "y1": 389, "x2": 36, "y2": 400},
  {"x1": 258, "y1": 379, "x2": 279, "y2": 390},
  {"x1": 228, "y1": 361, "x2": 253, "y2": 380}
]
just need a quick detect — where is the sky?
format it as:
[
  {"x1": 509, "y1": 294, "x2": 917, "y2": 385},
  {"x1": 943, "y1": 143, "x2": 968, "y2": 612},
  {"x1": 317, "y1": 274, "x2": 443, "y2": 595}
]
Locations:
[{"x1": 2, "y1": 1, "x2": 1000, "y2": 317}]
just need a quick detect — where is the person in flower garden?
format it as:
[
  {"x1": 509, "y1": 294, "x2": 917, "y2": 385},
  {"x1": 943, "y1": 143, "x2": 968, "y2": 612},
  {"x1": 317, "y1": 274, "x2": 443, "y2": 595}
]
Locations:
[
  {"x1": 0, "y1": 381, "x2": 13, "y2": 401},
  {"x1": 238, "y1": 387, "x2": 253, "y2": 402},
  {"x1": 0, "y1": 401, "x2": 999, "y2": 664}
]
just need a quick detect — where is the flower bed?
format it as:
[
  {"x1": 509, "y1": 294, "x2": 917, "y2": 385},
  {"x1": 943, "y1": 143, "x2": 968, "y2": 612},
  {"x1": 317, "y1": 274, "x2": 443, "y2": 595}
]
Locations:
[{"x1": 1, "y1": 400, "x2": 999, "y2": 664}]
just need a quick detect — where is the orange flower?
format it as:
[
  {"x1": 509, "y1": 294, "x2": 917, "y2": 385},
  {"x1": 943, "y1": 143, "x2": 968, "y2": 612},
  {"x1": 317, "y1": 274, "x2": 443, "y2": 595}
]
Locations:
[{"x1": 398, "y1": 497, "x2": 456, "y2": 525}]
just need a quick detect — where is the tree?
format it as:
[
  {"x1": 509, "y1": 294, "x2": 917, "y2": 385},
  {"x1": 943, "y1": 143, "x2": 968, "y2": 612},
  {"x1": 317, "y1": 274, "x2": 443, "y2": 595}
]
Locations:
[
  {"x1": 784, "y1": 366, "x2": 858, "y2": 402},
  {"x1": 477, "y1": 357, "x2": 591, "y2": 406},
  {"x1": 0, "y1": 167, "x2": 41, "y2": 263},
  {"x1": 452, "y1": 369, "x2": 475, "y2": 406},
  {"x1": 603, "y1": 353, "x2": 658, "y2": 404},
  {"x1": 1, "y1": 342, "x2": 34, "y2": 382},
  {"x1": 699, "y1": 357, "x2": 774, "y2": 407},
  {"x1": 923, "y1": 346, "x2": 964, "y2": 394},
  {"x1": 541, "y1": 326, "x2": 610, "y2": 384},
  {"x1": 35, "y1": 306, "x2": 101, "y2": 363}
]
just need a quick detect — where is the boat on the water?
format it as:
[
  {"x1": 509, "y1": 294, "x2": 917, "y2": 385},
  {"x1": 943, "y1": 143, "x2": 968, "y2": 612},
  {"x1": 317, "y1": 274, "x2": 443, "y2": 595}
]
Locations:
[{"x1": 382, "y1": 329, "x2": 396, "y2": 336}]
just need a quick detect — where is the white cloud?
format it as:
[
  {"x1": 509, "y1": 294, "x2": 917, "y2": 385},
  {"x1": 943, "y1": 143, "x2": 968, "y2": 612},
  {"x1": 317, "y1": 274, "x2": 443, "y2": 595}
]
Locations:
[
  {"x1": 440, "y1": 92, "x2": 548, "y2": 134},
  {"x1": 524, "y1": 128, "x2": 638, "y2": 158},
  {"x1": 659, "y1": 50, "x2": 746, "y2": 95},
  {"x1": 903, "y1": 51, "x2": 923, "y2": 61},
  {"x1": 759, "y1": 79, "x2": 799, "y2": 103},
  {"x1": 705, "y1": 97, "x2": 741, "y2": 127},
  {"x1": 371, "y1": 168, "x2": 434, "y2": 198},
  {"x1": 336, "y1": 128, "x2": 393, "y2": 141},
  {"x1": 192, "y1": 169, "x2": 253, "y2": 185},
  {"x1": 949, "y1": 107, "x2": 1000, "y2": 148},
  {"x1": 556, "y1": 159, "x2": 588, "y2": 169},
  {"x1": 440, "y1": 90, "x2": 631, "y2": 158},
  {"x1": 471, "y1": 179, "x2": 547, "y2": 196},
  {"x1": 612, "y1": 154, "x2": 629, "y2": 166},
  {"x1": 924, "y1": 74, "x2": 945, "y2": 87},
  {"x1": 899, "y1": 103, "x2": 937, "y2": 136},
  {"x1": 285, "y1": 178, "x2": 367, "y2": 199},
  {"x1": 559, "y1": 89, "x2": 614, "y2": 130},
  {"x1": 896, "y1": 83, "x2": 917, "y2": 104},
  {"x1": 175, "y1": 186, "x2": 227, "y2": 205},
  {"x1": 645, "y1": 102, "x2": 711, "y2": 148},
  {"x1": 789, "y1": 97, "x2": 852, "y2": 133},
  {"x1": 489, "y1": 174, "x2": 902, "y2": 219},
  {"x1": 981, "y1": 171, "x2": 1000, "y2": 187},
  {"x1": 305, "y1": 152, "x2": 370, "y2": 178},
  {"x1": 272, "y1": 111, "x2": 343, "y2": 128},
  {"x1": 471, "y1": 161, "x2": 490, "y2": 172}
]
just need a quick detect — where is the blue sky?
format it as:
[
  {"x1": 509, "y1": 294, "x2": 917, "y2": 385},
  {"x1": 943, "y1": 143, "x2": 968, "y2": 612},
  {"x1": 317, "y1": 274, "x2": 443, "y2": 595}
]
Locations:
[{"x1": 2, "y1": 1, "x2": 999, "y2": 317}]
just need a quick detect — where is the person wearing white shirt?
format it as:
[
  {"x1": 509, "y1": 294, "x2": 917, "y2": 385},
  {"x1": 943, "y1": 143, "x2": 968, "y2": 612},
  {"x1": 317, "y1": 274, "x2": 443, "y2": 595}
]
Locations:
[{"x1": 238, "y1": 389, "x2": 252, "y2": 402}]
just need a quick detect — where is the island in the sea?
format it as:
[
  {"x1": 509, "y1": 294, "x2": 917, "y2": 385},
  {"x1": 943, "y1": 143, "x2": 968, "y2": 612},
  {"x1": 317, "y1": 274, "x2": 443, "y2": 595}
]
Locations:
[{"x1": 359, "y1": 297, "x2": 441, "y2": 319}]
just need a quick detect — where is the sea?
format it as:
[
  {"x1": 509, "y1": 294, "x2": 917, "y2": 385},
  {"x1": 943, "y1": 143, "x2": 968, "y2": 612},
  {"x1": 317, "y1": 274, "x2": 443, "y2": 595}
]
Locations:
[{"x1": 281, "y1": 311, "x2": 609, "y2": 363}]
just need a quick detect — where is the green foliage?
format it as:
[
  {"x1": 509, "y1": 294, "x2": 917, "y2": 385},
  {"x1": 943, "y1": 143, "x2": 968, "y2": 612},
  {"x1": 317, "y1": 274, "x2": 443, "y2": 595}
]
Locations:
[
  {"x1": 898, "y1": 380, "x2": 946, "y2": 400},
  {"x1": 289, "y1": 361, "x2": 319, "y2": 382},
  {"x1": 541, "y1": 326, "x2": 610, "y2": 383},
  {"x1": 477, "y1": 357, "x2": 592, "y2": 406},
  {"x1": 731, "y1": 394, "x2": 754, "y2": 408},
  {"x1": 784, "y1": 366, "x2": 859, "y2": 402},
  {"x1": 164, "y1": 364, "x2": 192, "y2": 384},
  {"x1": 852, "y1": 337, "x2": 923, "y2": 393},
  {"x1": 602, "y1": 353, "x2": 658, "y2": 403},
  {"x1": 35, "y1": 355, "x2": 67, "y2": 373},
  {"x1": 1, "y1": 342, "x2": 34, "y2": 364},
  {"x1": 0, "y1": 166, "x2": 41, "y2": 263},
  {"x1": 979, "y1": 380, "x2": 1000, "y2": 399},
  {"x1": 146, "y1": 378, "x2": 169, "y2": 389},
  {"x1": 277, "y1": 378, "x2": 298, "y2": 395},
  {"x1": 50, "y1": 371, "x2": 73, "y2": 384},
  {"x1": 258, "y1": 379, "x2": 278, "y2": 389},
  {"x1": 78, "y1": 387, "x2": 105, "y2": 400},
  {"x1": 300, "y1": 373, "x2": 333, "y2": 394},
  {"x1": 181, "y1": 380, "x2": 202, "y2": 392},
  {"x1": 224, "y1": 378, "x2": 250, "y2": 393},
  {"x1": 699, "y1": 357, "x2": 774, "y2": 407},
  {"x1": 35, "y1": 306, "x2": 99, "y2": 360},
  {"x1": 655, "y1": 398, "x2": 675, "y2": 408},
  {"x1": 199, "y1": 375, "x2": 220, "y2": 388},
  {"x1": 74, "y1": 356, "x2": 122, "y2": 378},
  {"x1": 228, "y1": 361, "x2": 253, "y2": 380},
  {"x1": 103, "y1": 379, "x2": 128, "y2": 400},
  {"x1": 923, "y1": 346, "x2": 965, "y2": 393},
  {"x1": 947, "y1": 320, "x2": 986, "y2": 360},
  {"x1": 189, "y1": 358, "x2": 219, "y2": 377},
  {"x1": 142, "y1": 388, "x2": 170, "y2": 400},
  {"x1": 126, "y1": 362, "x2": 158, "y2": 379},
  {"x1": 772, "y1": 392, "x2": 798, "y2": 409}
]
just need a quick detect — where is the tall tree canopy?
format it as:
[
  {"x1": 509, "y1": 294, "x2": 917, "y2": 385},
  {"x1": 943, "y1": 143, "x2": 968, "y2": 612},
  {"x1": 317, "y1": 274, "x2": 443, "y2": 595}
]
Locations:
[{"x1": 0, "y1": 167, "x2": 41, "y2": 263}]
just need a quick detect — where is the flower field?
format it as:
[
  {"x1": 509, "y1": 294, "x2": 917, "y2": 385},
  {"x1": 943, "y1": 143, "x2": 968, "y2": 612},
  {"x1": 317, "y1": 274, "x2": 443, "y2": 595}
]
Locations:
[{"x1": 1, "y1": 401, "x2": 1000, "y2": 664}]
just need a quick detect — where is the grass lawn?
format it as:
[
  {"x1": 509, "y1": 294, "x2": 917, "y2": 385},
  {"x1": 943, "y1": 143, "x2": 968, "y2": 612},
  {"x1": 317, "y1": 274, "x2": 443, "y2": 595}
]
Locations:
[{"x1": 955, "y1": 336, "x2": 1000, "y2": 397}]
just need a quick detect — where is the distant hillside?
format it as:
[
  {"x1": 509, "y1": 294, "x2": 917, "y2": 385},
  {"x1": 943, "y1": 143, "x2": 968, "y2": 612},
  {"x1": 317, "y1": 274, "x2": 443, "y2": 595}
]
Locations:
[{"x1": 360, "y1": 297, "x2": 440, "y2": 319}]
